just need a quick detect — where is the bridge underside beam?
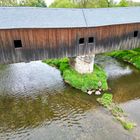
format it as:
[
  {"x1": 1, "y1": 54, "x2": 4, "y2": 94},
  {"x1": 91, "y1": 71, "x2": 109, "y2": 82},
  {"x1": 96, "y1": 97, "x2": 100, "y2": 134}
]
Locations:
[{"x1": 69, "y1": 55, "x2": 95, "y2": 74}]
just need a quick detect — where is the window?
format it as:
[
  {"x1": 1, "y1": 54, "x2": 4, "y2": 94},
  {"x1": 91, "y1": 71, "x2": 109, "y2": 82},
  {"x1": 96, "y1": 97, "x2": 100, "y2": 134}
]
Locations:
[
  {"x1": 79, "y1": 38, "x2": 85, "y2": 45},
  {"x1": 14, "y1": 40, "x2": 22, "y2": 48},
  {"x1": 134, "y1": 31, "x2": 138, "y2": 38},
  {"x1": 88, "y1": 37, "x2": 94, "y2": 43}
]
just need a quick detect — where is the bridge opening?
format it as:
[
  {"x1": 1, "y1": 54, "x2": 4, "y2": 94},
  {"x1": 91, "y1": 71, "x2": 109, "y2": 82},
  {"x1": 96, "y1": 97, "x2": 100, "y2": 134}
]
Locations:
[
  {"x1": 14, "y1": 40, "x2": 22, "y2": 48},
  {"x1": 134, "y1": 31, "x2": 138, "y2": 37}
]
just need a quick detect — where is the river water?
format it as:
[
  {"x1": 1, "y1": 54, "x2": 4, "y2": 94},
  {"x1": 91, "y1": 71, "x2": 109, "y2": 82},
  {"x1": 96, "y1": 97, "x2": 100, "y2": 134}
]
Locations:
[{"x1": 0, "y1": 55, "x2": 140, "y2": 140}]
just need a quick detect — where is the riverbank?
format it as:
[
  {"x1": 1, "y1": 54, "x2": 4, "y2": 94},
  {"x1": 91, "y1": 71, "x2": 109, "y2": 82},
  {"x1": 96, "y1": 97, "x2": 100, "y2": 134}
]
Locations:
[
  {"x1": 43, "y1": 58, "x2": 108, "y2": 93},
  {"x1": 107, "y1": 47, "x2": 140, "y2": 69}
]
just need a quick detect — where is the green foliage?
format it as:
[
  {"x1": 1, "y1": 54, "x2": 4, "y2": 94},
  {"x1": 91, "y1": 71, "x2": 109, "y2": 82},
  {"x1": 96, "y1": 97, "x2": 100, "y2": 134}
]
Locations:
[
  {"x1": 19, "y1": 0, "x2": 47, "y2": 7},
  {"x1": 107, "y1": 47, "x2": 140, "y2": 70},
  {"x1": 122, "y1": 122, "x2": 136, "y2": 130},
  {"x1": 118, "y1": 0, "x2": 128, "y2": 7},
  {"x1": 0, "y1": 0, "x2": 18, "y2": 6},
  {"x1": 43, "y1": 58, "x2": 69, "y2": 71},
  {"x1": 49, "y1": 0, "x2": 117, "y2": 8},
  {"x1": 128, "y1": 1, "x2": 140, "y2": 6},
  {"x1": 0, "y1": 0, "x2": 137, "y2": 8},
  {"x1": 117, "y1": 117, "x2": 136, "y2": 130},
  {"x1": 63, "y1": 64, "x2": 108, "y2": 92},
  {"x1": 49, "y1": 0, "x2": 76, "y2": 8},
  {"x1": 43, "y1": 58, "x2": 108, "y2": 92},
  {"x1": 0, "y1": 0, "x2": 47, "y2": 7},
  {"x1": 111, "y1": 106, "x2": 125, "y2": 118},
  {"x1": 97, "y1": 93, "x2": 136, "y2": 130},
  {"x1": 97, "y1": 93, "x2": 112, "y2": 107},
  {"x1": 49, "y1": 0, "x2": 139, "y2": 8}
]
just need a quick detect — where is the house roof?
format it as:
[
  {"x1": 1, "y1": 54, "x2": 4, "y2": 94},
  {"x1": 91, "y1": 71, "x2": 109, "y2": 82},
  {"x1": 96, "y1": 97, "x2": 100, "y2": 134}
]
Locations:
[{"x1": 0, "y1": 7, "x2": 140, "y2": 29}]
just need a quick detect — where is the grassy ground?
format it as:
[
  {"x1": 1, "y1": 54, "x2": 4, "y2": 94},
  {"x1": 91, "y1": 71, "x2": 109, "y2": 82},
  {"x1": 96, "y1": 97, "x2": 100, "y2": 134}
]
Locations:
[
  {"x1": 43, "y1": 58, "x2": 108, "y2": 93},
  {"x1": 107, "y1": 47, "x2": 140, "y2": 69}
]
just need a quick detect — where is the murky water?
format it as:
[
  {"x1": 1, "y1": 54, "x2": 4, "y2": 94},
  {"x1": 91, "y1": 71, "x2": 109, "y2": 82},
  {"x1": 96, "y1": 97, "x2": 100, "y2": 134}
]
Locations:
[{"x1": 0, "y1": 56, "x2": 140, "y2": 140}]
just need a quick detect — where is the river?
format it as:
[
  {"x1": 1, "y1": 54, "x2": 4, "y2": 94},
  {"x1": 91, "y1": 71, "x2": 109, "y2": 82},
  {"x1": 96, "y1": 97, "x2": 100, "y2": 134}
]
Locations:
[{"x1": 0, "y1": 55, "x2": 140, "y2": 140}]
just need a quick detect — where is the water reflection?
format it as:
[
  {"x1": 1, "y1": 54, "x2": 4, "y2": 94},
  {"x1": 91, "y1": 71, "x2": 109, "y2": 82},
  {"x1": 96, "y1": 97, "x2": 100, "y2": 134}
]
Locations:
[
  {"x1": 0, "y1": 61, "x2": 65, "y2": 97},
  {"x1": 95, "y1": 55, "x2": 133, "y2": 77}
]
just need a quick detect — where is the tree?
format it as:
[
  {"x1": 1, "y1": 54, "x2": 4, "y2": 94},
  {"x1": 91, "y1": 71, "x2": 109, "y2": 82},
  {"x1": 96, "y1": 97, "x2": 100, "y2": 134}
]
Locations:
[
  {"x1": 127, "y1": 0, "x2": 140, "y2": 6},
  {"x1": 119, "y1": 0, "x2": 128, "y2": 7},
  {"x1": 73, "y1": 0, "x2": 91, "y2": 8},
  {"x1": 50, "y1": 0, "x2": 117, "y2": 8},
  {"x1": 49, "y1": 0, "x2": 76, "y2": 8},
  {"x1": 0, "y1": 0, "x2": 18, "y2": 6},
  {"x1": 0, "y1": 0, "x2": 47, "y2": 7},
  {"x1": 20, "y1": 0, "x2": 47, "y2": 7},
  {"x1": 105, "y1": 0, "x2": 115, "y2": 7}
]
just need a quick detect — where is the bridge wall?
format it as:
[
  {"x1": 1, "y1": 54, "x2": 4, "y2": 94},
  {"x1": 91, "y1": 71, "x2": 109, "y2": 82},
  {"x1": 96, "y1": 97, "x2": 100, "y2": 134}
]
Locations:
[{"x1": 0, "y1": 23, "x2": 140, "y2": 64}]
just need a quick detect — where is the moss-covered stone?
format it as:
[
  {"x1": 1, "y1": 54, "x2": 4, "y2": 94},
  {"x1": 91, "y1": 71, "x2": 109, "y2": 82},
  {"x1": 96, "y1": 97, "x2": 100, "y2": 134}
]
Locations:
[{"x1": 43, "y1": 58, "x2": 108, "y2": 92}]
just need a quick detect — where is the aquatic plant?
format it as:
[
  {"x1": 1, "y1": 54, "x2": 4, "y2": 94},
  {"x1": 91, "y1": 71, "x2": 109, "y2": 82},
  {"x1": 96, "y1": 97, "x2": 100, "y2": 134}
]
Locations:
[
  {"x1": 96, "y1": 93, "x2": 112, "y2": 107},
  {"x1": 117, "y1": 117, "x2": 136, "y2": 130},
  {"x1": 43, "y1": 58, "x2": 108, "y2": 92},
  {"x1": 97, "y1": 93, "x2": 136, "y2": 130}
]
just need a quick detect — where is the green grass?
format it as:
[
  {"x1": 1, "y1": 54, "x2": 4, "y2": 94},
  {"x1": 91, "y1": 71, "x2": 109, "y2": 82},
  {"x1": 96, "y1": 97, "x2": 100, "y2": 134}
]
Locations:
[
  {"x1": 107, "y1": 47, "x2": 140, "y2": 69},
  {"x1": 43, "y1": 58, "x2": 108, "y2": 92},
  {"x1": 96, "y1": 93, "x2": 112, "y2": 107},
  {"x1": 117, "y1": 117, "x2": 136, "y2": 130},
  {"x1": 97, "y1": 93, "x2": 136, "y2": 130}
]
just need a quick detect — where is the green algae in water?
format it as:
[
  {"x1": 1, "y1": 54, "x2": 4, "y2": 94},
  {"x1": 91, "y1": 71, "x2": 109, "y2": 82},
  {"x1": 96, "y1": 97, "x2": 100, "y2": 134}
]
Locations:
[
  {"x1": 97, "y1": 93, "x2": 136, "y2": 131},
  {"x1": 96, "y1": 93, "x2": 112, "y2": 107},
  {"x1": 117, "y1": 117, "x2": 136, "y2": 131},
  {"x1": 43, "y1": 58, "x2": 108, "y2": 92}
]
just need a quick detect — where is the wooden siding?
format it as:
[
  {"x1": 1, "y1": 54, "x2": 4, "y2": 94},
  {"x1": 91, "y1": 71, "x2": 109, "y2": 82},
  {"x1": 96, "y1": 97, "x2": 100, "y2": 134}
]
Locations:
[{"x1": 0, "y1": 23, "x2": 140, "y2": 64}]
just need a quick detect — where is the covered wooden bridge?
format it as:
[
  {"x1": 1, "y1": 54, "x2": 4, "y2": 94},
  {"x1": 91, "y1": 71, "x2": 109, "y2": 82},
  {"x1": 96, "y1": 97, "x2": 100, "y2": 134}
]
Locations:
[{"x1": 0, "y1": 7, "x2": 140, "y2": 64}]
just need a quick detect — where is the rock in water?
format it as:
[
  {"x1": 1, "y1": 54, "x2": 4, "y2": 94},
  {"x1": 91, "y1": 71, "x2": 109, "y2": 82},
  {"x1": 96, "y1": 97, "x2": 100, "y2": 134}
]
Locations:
[
  {"x1": 95, "y1": 91, "x2": 101, "y2": 95},
  {"x1": 99, "y1": 88, "x2": 102, "y2": 91},
  {"x1": 87, "y1": 90, "x2": 93, "y2": 95}
]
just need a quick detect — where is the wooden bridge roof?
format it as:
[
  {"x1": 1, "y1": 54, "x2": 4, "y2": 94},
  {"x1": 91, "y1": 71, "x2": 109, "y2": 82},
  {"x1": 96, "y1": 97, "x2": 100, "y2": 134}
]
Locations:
[{"x1": 0, "y1": 7, "x2": 140, "y2": 29}]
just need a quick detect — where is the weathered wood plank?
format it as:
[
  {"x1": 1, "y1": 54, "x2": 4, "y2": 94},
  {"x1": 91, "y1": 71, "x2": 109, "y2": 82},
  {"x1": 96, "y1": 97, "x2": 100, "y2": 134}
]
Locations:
[{"x1": 0, "y1": 23, "x2": 139, "y2": 64}]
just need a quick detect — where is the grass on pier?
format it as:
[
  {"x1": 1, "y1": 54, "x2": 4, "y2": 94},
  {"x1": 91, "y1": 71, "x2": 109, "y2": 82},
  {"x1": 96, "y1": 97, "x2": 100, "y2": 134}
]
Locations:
[{"x1": 43, "y1": 58, "x2": 108, "y2": 92}]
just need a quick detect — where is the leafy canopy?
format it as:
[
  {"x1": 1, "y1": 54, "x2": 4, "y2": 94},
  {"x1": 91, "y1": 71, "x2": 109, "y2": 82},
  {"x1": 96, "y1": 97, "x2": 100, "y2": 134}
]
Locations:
[{"x1": 0, "y1": 0, "x2": 47, "y2": 7}]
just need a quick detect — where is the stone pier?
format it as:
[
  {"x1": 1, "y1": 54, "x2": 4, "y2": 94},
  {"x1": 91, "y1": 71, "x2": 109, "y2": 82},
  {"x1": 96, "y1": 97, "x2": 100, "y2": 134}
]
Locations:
[{"x1": 70, "y1": 55, "x2": 95, "y2": 74}]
